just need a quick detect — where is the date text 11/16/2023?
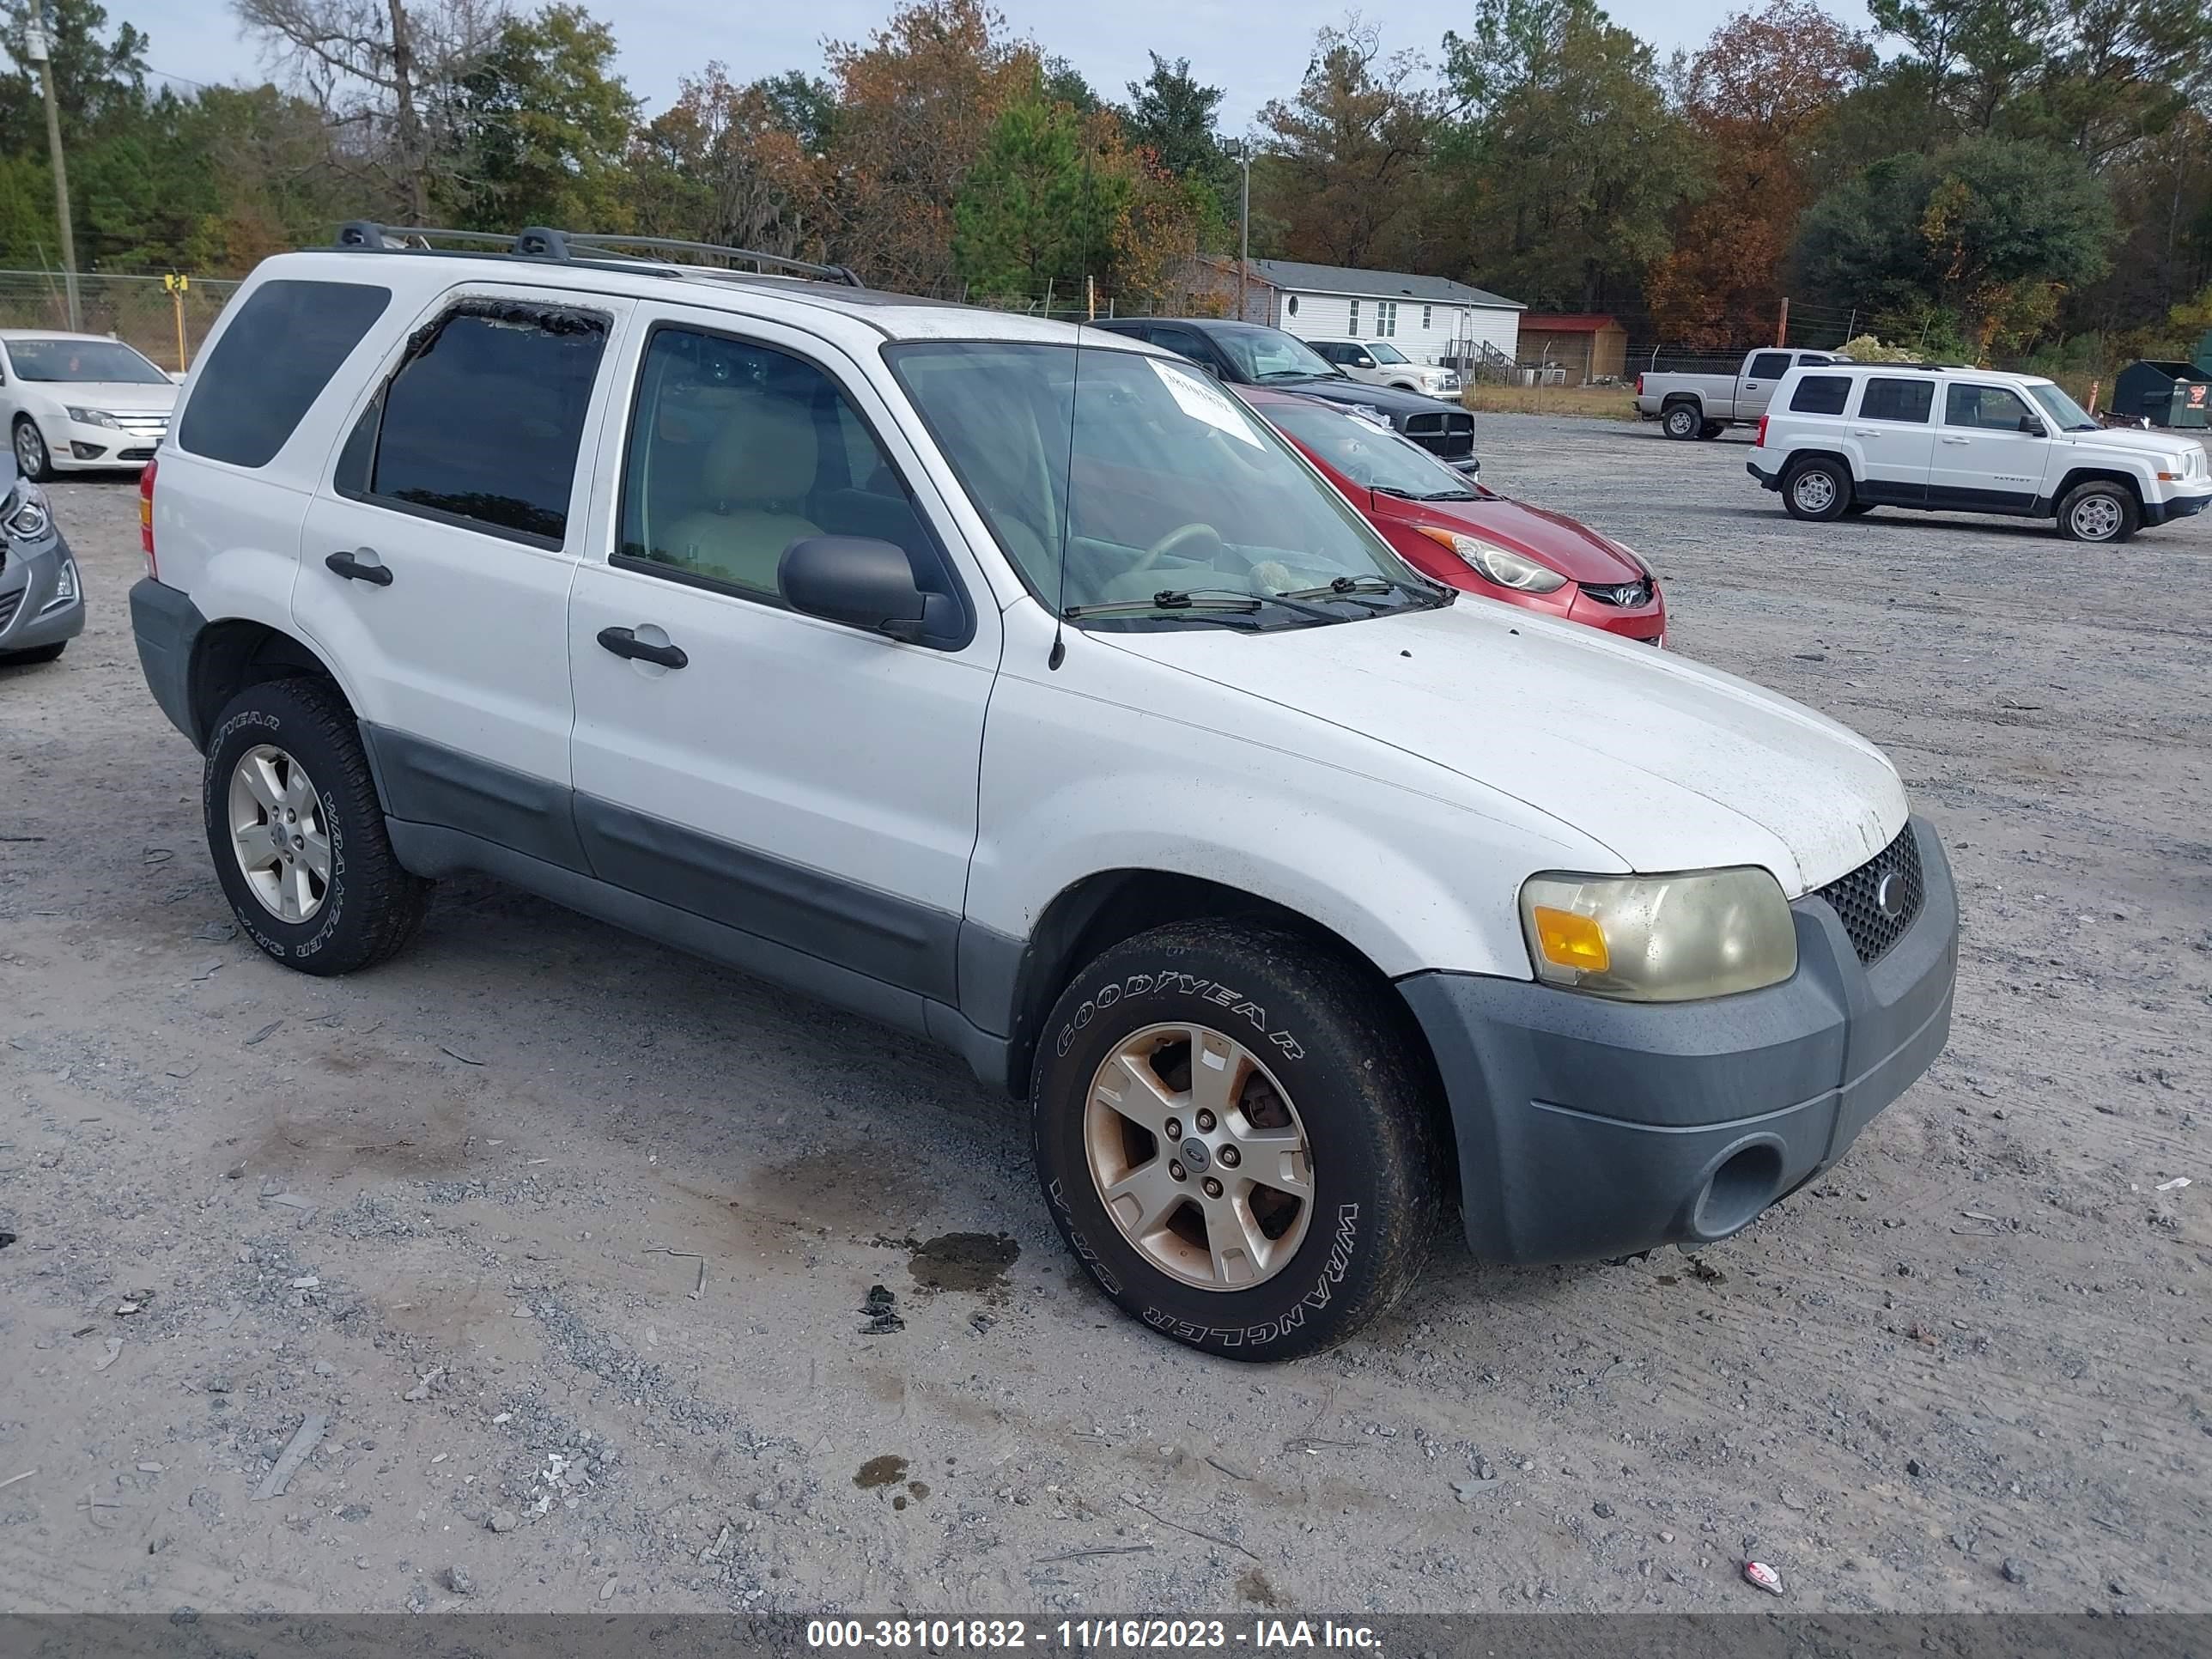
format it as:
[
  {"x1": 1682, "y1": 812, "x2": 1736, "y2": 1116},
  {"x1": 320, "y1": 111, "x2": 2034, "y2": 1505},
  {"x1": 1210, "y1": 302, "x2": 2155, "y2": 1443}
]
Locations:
[{"x1": 806, "y1": 1619, "x2": 1383, "y2": 1651}]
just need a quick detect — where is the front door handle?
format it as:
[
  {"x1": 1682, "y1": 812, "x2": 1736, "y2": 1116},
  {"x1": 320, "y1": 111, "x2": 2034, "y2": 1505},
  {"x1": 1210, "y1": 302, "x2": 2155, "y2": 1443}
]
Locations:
[
  {"x1": 597, "y1": 626, "x2": 688, "y2": 670},
  {"x1": 325, "y1": 549, "x2": 392, "y2": 586},
  {"x1": 1941, "y1": 435, "x2": 1971, "y2": 446}
]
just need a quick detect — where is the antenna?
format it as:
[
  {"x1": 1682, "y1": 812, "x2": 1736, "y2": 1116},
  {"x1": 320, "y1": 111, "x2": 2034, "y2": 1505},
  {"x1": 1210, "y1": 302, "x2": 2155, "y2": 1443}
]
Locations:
[{"x1": 1050, "y1": 137, "x2": 1100, "y2": 672}]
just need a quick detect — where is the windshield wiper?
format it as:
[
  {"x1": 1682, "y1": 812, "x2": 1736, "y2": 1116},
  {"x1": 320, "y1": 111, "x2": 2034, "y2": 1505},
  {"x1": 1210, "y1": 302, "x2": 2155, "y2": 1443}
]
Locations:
[
  {"x1": 1277, "y1": 574, "x2": 1454, "y2": 608},
  {"x1": 1416, "y1": 489, "x2": 1480, "y2": 501},
  {"x1": 1066, "y1": 587, "x2": 1348, "y2": 625}
]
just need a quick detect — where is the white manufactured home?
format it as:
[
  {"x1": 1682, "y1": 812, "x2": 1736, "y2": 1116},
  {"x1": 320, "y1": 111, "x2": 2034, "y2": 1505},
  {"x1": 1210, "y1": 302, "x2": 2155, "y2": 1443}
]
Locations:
[{"x1": 1203, "y1": 258, "x2": 1524, "y2": 369}]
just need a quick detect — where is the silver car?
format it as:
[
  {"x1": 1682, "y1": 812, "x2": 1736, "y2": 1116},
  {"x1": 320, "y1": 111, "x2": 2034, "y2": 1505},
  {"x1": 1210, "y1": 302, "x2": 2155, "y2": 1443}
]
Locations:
[{"x1": 0, "y1": 445, "x2": 82, "y2": 665}]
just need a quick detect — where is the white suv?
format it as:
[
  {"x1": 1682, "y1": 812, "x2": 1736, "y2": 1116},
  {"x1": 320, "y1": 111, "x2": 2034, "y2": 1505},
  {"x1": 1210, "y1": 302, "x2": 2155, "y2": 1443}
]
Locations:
[
  {"x1": 129, "y1": 225, "x2": 1958, "y2": 1359},
  {"x1": 1750, "y1": 362, "x2": 2210, "y2": 542},
  {"x1": 1304, "y1": 338, "x2": 1462, "y2": 398}
]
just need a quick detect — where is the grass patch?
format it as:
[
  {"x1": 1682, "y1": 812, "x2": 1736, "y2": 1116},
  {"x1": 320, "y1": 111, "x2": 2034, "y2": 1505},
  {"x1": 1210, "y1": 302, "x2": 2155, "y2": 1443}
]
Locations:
[{"x1": 1462, "y1": 383, "x2": 1643, "y2": 421}]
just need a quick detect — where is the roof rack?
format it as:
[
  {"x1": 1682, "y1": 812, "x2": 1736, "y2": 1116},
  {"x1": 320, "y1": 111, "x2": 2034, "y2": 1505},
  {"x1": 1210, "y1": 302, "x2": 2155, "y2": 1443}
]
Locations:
[{"x1": 331, "y1": 222, "x2": 863, "y2": 289}]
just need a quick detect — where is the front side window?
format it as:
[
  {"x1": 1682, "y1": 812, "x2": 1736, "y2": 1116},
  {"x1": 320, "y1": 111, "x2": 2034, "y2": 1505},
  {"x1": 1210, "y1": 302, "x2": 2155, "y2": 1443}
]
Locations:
[
  {"x1": 1368, "y1": 343, "x2": 1409, "y2": 364},
  {"x1": 1789, "y1": 375, "x2": 1850, "y2": 415},
  {"x1": 346, "y1": 301, "x2": 606, "y2": 545},
  {"x1": 1748, "y1": 352, "x2": 1792, "y2": 380},
  {"x1": 8, "y1": 338, "x2": 171, "y2": 384},
  {"x1": 178, "y1": 279, "x2": 392, "y2": 469},
  {"x1": 1858, "y1": 377, "x2": 1934, "y2": 423},
  {"x1": 888, "y1": 342, "x2": 1438, "y2": 628},
  {"x1": 1945, "y1": 383, "x2": 2035, "y2": 432},
  {"x1": 619, "y1": 325, "x2": 952, "y2": 610}
]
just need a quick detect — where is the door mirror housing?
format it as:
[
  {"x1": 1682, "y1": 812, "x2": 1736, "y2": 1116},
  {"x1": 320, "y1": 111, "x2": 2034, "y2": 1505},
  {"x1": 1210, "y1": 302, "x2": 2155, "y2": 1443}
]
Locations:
[
  {"x1": 779, "y1": 536, "x2": 958, "y2": 646},
  {"x1": 1353, "y1": 353, "x2": 1376, "y2": 368},
  {"x1": 2019, "y1": 415, "x2": 2047, "y2": 437}
]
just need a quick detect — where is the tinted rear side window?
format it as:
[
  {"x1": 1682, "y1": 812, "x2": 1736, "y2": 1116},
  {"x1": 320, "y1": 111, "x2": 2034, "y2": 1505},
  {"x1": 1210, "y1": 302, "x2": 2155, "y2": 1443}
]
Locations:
[
  {"x1": 354, "y1": 304, "x2": 607, "y2": 546},
  {"x1": 1859, "y1": 378, "x2": 1935, "y2": 423},
  {"x1": 1790, "y1": 375, "x2": 1850, "y2": 415},
  {"x1": 177, "y1": 279, "x2": 392, "y2": 468}
]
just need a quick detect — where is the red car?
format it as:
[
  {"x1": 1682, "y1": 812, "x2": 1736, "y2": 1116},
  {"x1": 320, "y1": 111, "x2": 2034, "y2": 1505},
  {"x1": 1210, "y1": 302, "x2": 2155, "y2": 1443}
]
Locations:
[{"x1": 1245, "y1": 387, "x2": 1668, "y2": 645}]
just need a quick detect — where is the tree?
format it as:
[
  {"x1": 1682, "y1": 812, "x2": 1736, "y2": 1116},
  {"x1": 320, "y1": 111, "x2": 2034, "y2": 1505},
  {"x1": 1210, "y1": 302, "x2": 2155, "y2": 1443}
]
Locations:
[
  {"x1": 0, "y1": 0, "x2": 147, "y2": 152},
  {"x1": 818, "y1": 0, "x2": 1036, "y2": 293},
  {"x1": 1254, "y1": 21, "x2": 1438, "y2": 270},
  {"x1": 629, "y1": 64, "x2": 823, "y2": 258},
  {"x1": 233, "y1": 0, "x2": 509, "y2": 221},
  {"x1": 1794, "y1": 135, "x2": 2115, "y2": 355},
  {"x1": 951, "y1": 87, "x2": 1122, "y2": 301},
  {"x1": 1121, "y1": 52, "x2": 1232, "y2": 211},
  {"x1": 453, "y1": 3, "x2": 635, "y2": 230},
  {"x1": 1645, "y1": 1, "x2": 1869, "y2": 344},
  {"x1": 1440, "y1": 0, "x2": 1702, "y2": 310}
]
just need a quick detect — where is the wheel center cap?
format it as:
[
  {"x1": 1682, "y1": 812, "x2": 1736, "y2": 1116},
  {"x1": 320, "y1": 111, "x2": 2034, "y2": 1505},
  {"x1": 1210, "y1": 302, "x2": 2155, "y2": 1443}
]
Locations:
[{"x1": 1180, "y1": 1139, "x2": 1211, "y2": 1173}]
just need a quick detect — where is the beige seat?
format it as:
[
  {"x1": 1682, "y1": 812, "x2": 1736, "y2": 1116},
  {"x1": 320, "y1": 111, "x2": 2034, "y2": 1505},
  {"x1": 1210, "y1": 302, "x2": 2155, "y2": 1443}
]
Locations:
[{"x1": 658, "y1": 394, "x2": 822, "y2": 594}]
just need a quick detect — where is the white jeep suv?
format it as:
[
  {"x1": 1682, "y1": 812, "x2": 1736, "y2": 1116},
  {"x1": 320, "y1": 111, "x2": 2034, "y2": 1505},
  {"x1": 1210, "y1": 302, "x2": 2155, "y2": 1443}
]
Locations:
[
  {"x1": 1749, "y1": 362, "x2": 2209, "y2": 541},
  {"x1": 130, "y1": 225, "x2": 1958, "y2": 1358}
]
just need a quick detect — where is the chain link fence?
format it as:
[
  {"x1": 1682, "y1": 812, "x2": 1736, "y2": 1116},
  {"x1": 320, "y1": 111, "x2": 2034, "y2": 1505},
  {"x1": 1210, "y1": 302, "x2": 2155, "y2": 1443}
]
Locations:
[{"x1": 0, "y1": 271, "x2": 243, "y2": 373}]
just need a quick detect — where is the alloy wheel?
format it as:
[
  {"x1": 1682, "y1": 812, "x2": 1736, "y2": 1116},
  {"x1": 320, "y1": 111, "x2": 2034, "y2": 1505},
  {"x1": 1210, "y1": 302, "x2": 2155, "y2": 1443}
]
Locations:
[
  {"x1": 14, "y1": 422, "x2": 46, "y2": 478},
  {"x1": 1083, "y1": 1022, "x2": 1314, "y2": 1290},
  {"x1": 227, "y1": 744, "x2": 332, "y2": 923}
]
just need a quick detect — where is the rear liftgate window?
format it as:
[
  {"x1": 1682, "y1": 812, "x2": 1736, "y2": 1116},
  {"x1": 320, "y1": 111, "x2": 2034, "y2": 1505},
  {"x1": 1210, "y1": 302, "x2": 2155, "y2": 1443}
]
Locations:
[
  {"x1": 338, "y1": 301, "x2": 608, "y2": 547},
  {"x1": 176, "y1": 278, "x2": 392, "y2": 468}
]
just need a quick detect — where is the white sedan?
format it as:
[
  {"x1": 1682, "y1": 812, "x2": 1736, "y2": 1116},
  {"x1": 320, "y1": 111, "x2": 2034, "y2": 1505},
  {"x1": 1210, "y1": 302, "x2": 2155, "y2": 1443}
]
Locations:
[{"x1": 2, "y1": 330, "x2": 179, "y2": 480}]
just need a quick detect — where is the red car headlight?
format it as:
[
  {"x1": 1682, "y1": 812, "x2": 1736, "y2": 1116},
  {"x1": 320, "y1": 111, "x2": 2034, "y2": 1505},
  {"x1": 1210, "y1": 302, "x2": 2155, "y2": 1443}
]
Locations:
[{"x1": 1416, "y1": 526, "x2": 1568, "y2": 593}]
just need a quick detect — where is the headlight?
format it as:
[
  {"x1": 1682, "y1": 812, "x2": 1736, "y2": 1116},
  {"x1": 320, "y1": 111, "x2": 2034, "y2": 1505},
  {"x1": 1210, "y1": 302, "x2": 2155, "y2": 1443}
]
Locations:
[
  {"x1": 1520, "y1": 867, "x2": 1798, "y2": 1001},
  {"x1": 1416, "y1": 526, "x2": 1567, "y2": 592},
  {"x1": 2, "y1": 479, "x2": 51, "y2": 541},
  {"x1": 64, "y1": 406, "x2": 123, "y2": 429}
]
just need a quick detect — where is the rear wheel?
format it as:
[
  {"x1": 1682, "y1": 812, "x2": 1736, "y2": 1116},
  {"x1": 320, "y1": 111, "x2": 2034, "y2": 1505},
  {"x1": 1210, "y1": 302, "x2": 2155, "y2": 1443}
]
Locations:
[
  {"x1": 1662, "y1": 404, "x2": 1701, "y2": 441},
  {"x1": 203, "y1": 676, "x2": 430, "y2": 975},
  {"x1": 2056, "y1": 480, "x2": 2137, "y2": 544},
  {"x1": 1783, "y1": 457, "x2": 1851, "y2": 521},
  {"x1": 1032, "y1": 920, "x2": 1442, "y2": 1360}
]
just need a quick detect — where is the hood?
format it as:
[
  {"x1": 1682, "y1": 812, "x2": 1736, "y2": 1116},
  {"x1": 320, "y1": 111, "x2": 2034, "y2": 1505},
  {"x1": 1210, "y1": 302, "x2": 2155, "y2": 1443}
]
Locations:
[
  {"x1": 1424, "y1": 494, "x2": 1646, "y2": 584},
  {"x1": 1280, "y1": 377, "x2": 1462, "y2": 416},
  {"x1": 2054, "y1": 426, "x2": 2204, "y2": 470},
  {"x1": 1100, "y1": 601, "x2": 1905, "y2": 895},
  {"x1": 37, "y1": 380, "x2": 177, "y2": 414}
]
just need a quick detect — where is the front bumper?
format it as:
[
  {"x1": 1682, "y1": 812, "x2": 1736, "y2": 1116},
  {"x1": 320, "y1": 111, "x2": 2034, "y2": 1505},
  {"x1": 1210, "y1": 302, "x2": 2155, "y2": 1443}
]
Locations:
[
  {"x1": 0, "y1": 529, "x2": 85, "y2": 653},
  {"x1": 2142, "y1": 489, "x2": 2209, "y2": 526},
  {"x1": 1401, "y1": 816, "x2": 1958, "y2": 1264}
]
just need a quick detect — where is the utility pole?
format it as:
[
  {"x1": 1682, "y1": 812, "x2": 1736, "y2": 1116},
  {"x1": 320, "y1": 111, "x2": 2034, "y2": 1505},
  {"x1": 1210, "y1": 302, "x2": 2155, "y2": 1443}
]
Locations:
[
  {"x1": 25, "y1": 4, "x2": 80, "y2": 333},
  {"x1": 1775, "y1": 297, "x2": 1790, "y2": 348},
  {"x1": 1237, "y1": 149, "x2": 1251, "y2": 322}
]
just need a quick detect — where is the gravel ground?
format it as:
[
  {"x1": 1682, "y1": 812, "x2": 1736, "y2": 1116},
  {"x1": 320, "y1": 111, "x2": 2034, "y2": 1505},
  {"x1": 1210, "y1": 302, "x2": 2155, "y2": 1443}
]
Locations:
[{"x1": 2, "y1": 418, "x2": 2208, "y2": 1618}]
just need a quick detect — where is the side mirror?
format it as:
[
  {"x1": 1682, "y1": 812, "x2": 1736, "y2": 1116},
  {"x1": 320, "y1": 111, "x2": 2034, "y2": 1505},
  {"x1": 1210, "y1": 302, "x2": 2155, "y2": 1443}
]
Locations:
[
  {"x1": 779, "y1": 536, "x2": 956, "y2": 645},
  {"x1": 2020, "y1": 416, "x2": 2047, "y2": 437},
  {"x1": 1354, "y1": 354, "x2": 1376, "y2": 368}
]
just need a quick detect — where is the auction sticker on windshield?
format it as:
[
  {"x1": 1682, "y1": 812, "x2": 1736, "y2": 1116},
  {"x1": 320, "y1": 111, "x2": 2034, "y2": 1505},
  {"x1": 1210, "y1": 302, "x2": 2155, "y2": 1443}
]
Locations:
[{"x1": 1148, "y1": 357, "x2": 1261, "y2": 446}]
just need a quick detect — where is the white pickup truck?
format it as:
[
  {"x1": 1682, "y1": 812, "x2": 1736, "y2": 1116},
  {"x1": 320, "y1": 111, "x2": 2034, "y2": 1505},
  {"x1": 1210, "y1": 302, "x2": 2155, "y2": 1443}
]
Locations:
[{"x1": 1636, "y1": 349, "x2": 1850, "y2": 440}]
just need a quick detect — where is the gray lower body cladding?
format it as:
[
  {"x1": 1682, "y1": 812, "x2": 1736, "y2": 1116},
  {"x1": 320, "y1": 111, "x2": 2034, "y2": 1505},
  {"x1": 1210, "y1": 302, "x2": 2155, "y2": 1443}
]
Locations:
[
  {"x1": 1400, "y1": 817, "x2": 1958, "y2": 1264},
  {"x1": 1, "y1": 529, "x2": 86, "y2": 653}
]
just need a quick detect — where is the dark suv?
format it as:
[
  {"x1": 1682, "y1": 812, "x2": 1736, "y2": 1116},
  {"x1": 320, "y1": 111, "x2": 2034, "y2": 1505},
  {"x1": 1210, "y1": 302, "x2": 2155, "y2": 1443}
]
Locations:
[{"x1": 1094, "y1": 318, "x2": 1479, "y2": 473}]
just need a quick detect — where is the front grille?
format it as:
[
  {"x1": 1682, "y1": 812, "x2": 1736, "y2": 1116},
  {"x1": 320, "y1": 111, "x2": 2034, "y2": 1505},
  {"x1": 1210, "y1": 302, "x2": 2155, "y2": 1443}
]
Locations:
[
  {"x1": 112, "y1": 414, "x2": 168, "y2": 441},
  {"x1": 1402, "y1": 410, "x2": 1475, "y2": 459},
  {"x1": 1580, "y1": 579, "x2": 1652, "y2": 607},
  {"x1": 0, "y1": 588, "x2": 21, "y2": 630},
  {"x1": 1816, "y1": 826, "x2": 1924, "y2": 964}
]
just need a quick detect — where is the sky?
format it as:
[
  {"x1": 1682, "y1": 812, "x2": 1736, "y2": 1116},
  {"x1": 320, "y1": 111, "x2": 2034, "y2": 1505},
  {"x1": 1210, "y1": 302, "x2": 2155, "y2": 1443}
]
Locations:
[{"x1": 129, "y1": 0, "x2": 1881, "y2": 133}]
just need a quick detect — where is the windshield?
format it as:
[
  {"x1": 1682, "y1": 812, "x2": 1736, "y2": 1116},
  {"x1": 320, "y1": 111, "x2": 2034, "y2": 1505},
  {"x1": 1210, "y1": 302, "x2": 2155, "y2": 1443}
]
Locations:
[
  {"x1": 2027, "y1": 383, "x2": 2098, "y2": 432},
  {"x1": 1210, "y1": 327, "x2": 1340, "y2": 385},
  {"x1": 1366, "y1": 343, "x2": 1409, "y2": 364},
  {"x1": 6, "y1": 337, "x2": 171, "y2": 384},
  {"x1": 887, "y1": 341, "x2": 1436, "y2": 626},
  {"x1": 1268, "y1": 400, "x2": 1477, "y2": 501}
]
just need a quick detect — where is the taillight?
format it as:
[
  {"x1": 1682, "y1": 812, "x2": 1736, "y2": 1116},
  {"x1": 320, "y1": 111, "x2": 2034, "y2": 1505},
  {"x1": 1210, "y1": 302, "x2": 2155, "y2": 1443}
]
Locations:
[
  {"x1": 1754, "y1": 414, "x2": 1769, "y2": 448},
  {"x1": 1635, "y1": 374, "x2": 1644, "y2": 397},
  {"x1": 139, "y1": 457, "x2": 156, "y2": 579}
]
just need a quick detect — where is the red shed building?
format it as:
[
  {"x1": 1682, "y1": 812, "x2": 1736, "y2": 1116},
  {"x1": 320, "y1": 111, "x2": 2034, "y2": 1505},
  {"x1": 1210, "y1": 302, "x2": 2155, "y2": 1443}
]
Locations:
[{"x1": 1519, "y1": 314, "x2": 1628, "y2": 383}]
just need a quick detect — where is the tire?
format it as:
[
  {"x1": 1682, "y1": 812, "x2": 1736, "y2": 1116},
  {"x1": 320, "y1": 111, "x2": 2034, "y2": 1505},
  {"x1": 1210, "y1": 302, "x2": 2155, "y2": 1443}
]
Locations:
[
  {"x1": 13, "y1": 416, "x2": 52, "y2": 482},
  {"x1": 1844, "y1": 502, "x2": 1875, "y2": 517},
  {"x1": 1698, "y1": 421, "x2": 1724, "y2": 441},
  {"x1": 1661, "y1": 404, "x2": 1701, "y2": 441},
  {"x1": 2056, "y1": 480, "x2": 2138, "y2": 544},
  {"x1": 1782, "y1": 457, "x2": 1851, "y2": 521},
  {"x1": 1032, "y1": 919, "x2": 1443, "y2": 1361},
  {"x1": 202, "y1": 676, "x2": 430, "y2": 975},
  {"x1": 0, "y1": 641, "x2": 65, "y2": 665}
]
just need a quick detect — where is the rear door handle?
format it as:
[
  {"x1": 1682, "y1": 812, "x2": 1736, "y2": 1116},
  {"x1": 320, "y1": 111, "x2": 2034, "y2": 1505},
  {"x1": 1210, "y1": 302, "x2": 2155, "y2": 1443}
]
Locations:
[
  {"x1": 1941, "y1": 435, "x2": 1971, "y2": 446},
  {"x1": 597, "y1": 626, "x2": 688, "y2": 670},
  {"x1": 325, "y1": 549, "x2": 392, "y2": 586},
  {"x1": 1850, "y1": 428, "x2": 1879, "y2": 438}
]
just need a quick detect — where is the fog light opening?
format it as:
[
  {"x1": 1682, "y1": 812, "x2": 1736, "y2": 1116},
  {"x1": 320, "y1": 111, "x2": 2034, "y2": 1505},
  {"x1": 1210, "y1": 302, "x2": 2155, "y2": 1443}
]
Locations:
[{"x1": 1693, "y1": 1142, "x2": 1785, "y2": 1239}]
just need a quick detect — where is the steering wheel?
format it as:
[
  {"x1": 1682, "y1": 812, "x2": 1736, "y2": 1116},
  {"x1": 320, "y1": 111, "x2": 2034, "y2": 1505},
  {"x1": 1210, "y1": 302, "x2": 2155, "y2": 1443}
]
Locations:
[{"x1": 1132, "y1": 521, "x2": 1224, "y2": 575}]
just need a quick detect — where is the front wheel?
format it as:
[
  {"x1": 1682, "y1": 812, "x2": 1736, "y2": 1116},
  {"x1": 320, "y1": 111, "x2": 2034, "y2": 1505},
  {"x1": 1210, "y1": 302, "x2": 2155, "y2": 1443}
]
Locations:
[
  {"x1": 1783, "y1": 458, "x2": 1851, "y2": 520},
  {"x1": 203, "y1": 676, "x2": 431, "y2": 975},
  {"x1": 1662, "y1": 404, "x2": 1701, "y2": 440},
  {"x1": 13, "y1": 417, "x2": 52, "y2": 482},
  {"x1": 1032, "y1": 921, "x2": 1442, "y2": 1360},
  {"x1": 2056, "y1": 480, "x2": 2138, "y2": 544}
]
